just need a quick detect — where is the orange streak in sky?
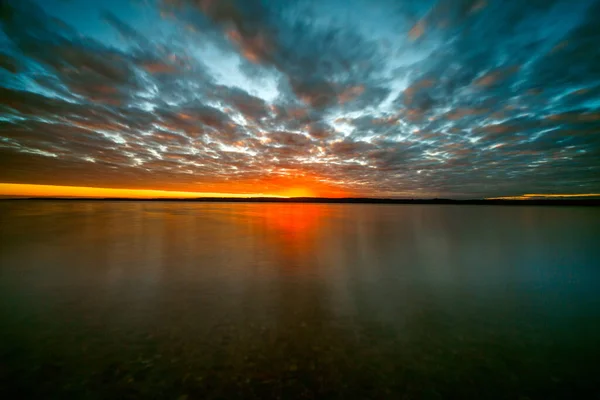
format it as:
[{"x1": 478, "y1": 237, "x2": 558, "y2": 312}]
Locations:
[
  {"x1": 487, "y1": 193, "x2": 600, "y2": 200},
  {"x1": 522, "y1": 193, "x2": 600, "y2": 198},
  {"x1": 0, "y1": 183, "x2": 288, "y2": 199}
]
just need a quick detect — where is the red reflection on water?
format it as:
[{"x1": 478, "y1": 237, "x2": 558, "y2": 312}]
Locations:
[
  {"x1": 245, "y1": 204, "x2": 328, "y2": 272},
  {"x1": 259, "y1": 204, "x2": 324, "y2": 235}
]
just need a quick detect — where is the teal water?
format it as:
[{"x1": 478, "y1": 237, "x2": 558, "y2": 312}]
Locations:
[{"x1": 1, "y1": 201, "x2": 599, "y2": 399}]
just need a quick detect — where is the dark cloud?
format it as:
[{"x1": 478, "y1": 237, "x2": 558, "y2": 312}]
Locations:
[
  {"x1": 0, "y1": 52, "x2": 19, "y2": 73},
  {"x1": 224, "y1": 87, "x2": 269, "y2": 121},
  {"x1": 306, "y1": 122, "x2": 334, "y2": 140},
  {"x1": 267, "y1": 131, "x2": 312, "y2": 148}
]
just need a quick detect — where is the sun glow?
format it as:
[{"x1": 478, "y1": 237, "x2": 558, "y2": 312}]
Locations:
[{"x1": 279, "y1": 187, "x2": 316, "y2": 198}]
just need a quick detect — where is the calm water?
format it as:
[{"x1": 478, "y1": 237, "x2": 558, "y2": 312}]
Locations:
[{"x1": 1, "y1": 201, "x2": 599, "y2": 399}]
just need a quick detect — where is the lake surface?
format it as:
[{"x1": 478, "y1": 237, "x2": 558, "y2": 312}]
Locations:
[{"x1": 1, "y1": 201, "x2": 599, "y2": 399}]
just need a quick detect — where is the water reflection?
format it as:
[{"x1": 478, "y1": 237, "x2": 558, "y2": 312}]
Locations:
[
  {"x1": 0, "y1": 202, "x2": 599, "y2": 398},
  {"x1": 239, "y1": 204, "x2": 327, "y2": 273}
]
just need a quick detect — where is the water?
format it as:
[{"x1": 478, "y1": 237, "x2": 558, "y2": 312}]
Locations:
[{"x1": 1, "y1": 201, "x2": 599, "y2": 399}]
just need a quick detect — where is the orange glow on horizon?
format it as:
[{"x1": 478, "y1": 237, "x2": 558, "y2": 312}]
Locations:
[
  {"x1": 0, "y1": 181, "x2": 351, "y2": 199},
  {"x1": 487, "y1": 193, "x2": 600, "y2": 200},
  {"x1": 265, "y1": 175, "x2": 351, "y2": 198},
  {"x1": 279, "y1": 187, "x2": 317, "y2": 198},
  {"x1": 0, "y1": 183, "x2": 289, "y2": 199}
]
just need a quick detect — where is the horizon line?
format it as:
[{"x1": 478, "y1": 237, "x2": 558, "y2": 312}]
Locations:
[
  {"x1": 2, "y1": 197, "x2": 600, "y2": 206},
  {"x1": 0, "y1": 183, "x2": 598, "y2": 201}
]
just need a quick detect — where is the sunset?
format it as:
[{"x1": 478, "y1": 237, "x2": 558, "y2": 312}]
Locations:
[
  {"x1": 1, "y1": 0, "x2": 599, "y2": 199},
  {"x1": 1, "y1": 0, "x2": 599, "y2": 399},
  {"x1": 0, "y1": 183, "x2": 287, "y2": 198}
]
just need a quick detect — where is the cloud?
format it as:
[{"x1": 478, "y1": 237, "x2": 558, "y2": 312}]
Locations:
[
  {"x1": 0, "y1": 53, "x2": 19, "y2": 73},
  {"x1": 267, "y1": 131, "x2": 311, "y2": 147},
  {"x1": 0, "y1": 0, "x2": 599, "y2": 197},
  {"x1": 306, "y1": 122, "x2": 334, "y2": 140},
  {"x1": 224, "y1": 87, "x2": 269, "y2": 121}
]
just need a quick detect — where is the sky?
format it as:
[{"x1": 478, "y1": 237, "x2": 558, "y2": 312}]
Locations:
[{"x1": 1, "y1": 0, "x2": 599, "y2": 198}]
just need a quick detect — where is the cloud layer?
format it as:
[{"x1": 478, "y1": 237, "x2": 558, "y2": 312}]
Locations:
[{"x1": 1, "y1": 0, "x2": 599, "y2": 197}]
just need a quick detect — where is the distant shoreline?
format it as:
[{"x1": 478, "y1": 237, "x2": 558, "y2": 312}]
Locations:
[{"x1": 1, "y1": 197, "x2": 599, "y2": 206}]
